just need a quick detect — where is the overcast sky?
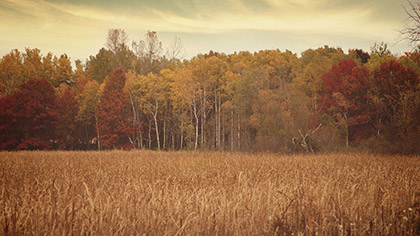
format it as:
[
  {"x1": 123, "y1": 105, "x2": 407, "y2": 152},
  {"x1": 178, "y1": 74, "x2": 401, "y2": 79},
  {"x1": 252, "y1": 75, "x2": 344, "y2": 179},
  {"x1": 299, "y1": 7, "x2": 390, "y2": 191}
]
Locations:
[{"x1": 0, "y1": 0, "x2": 414, "y2": 62}]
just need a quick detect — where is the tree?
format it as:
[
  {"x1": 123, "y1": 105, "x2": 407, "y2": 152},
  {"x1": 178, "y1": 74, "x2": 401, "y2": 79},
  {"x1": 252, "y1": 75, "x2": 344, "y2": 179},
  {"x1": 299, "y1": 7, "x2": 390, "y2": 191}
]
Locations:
[
  {"x1": 320, "y1": 60, "x2": 371, "y2": 148},
  {"x1": 22, "y1": 48, "x2": 43, "y2": 80},
  {"x1": 135, "y1": 70, "x2": 173, "y2": 150},
  {"x1": 366, "y1": 42, "x2": 396, "y2": 72},
  {"x1": 77, "y1": 80, "x2": 100, "y2": 150},
  {"x1": 96, "y1": 68, "x2": 132, "y2": 149},
  {"x1": 86, "y1": 48, "x2": 115, "y2": 84},
  {"x1": 401, "y1": 0, "x2": 420, "y2": 47},
  {"x1": 132, "y1": 31, "x2": 163, "y2": 75},
  {"x1": 370, "y1": 60, "x2": 420, "y2": 153},
  {"x1": 0, "y1": 49, "x2": 24, "y2": 96},
  {"x1": 106, "y1": 29, "x2": 135, "y2": 70},
  {"x1": 55, "y1": 85, "x2": 79, "y2": 149},
  {"x1": 172, "y1": 66, "x2": 199, "y2": 150},
  {"x1": 124, "y1": 71, "x2": 144, "y2": 149},
  {"x1": 0, "y1": 78, "x2": 57, "y2": 150},
  {"x1": 166, "y1": 36, "x2": 185, "y2": 60},
  {"x1": 53, "y1": 54, "x2": 73, "y2": 87},
  {"x1": 372, "y1": 60, "x2": 418, "y2": 122},
  {"x1": 250, "y1": 89, "x2": 288, "y2": 151},
  {"x1": 349, "y1": 49, "x2": 370, "y2": 64}
]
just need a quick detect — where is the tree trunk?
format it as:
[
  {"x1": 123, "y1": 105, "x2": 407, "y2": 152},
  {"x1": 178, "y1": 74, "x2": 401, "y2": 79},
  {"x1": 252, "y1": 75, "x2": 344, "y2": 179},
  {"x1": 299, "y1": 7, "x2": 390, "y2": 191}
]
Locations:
[
  {"x1": 163, "y1": 119, "x2": 166, "y2": 150},
  {"x1": 201, "y1": 88, "x2": 206, "y2": 149},
  {"x1": 344, "y1": 113, "x2": 349, "y2": 149},
  {"x1": 95, "y1": 115, "x2": 101, "y2": 151},
  {"x1": 231, "y1": 110, "x2": 234, "y2": 151},
  {"x1": 171, "y1": 131, "x2": 175, "y2": 150},
  {"x1": 193, "y1": 99, "x2": 199, "y2": 151},
  {"x1": 221, "y1": 102, "x2": 224, "y2": 151},
  {"x1": 129, "y1": 94, "x2": 137, "y2": 148},
  {"x1": 148, "y1": 119, "x2": 152, "y2": 149},
  {"x1": 218, "y1": 91, "x2": 221, "y2": 150},
  {"x1": 180, "y1": 120, "x2": 184, "y2": 150},
  {"x1": 237, "y1": 113, "x2": 241, "y2": 150},
  {"x1": 153, "y1": 115, "x2": 160, "y2": 151},
  {"x1": 215, "y1": 89, "x2": 218, "y2": 150}
]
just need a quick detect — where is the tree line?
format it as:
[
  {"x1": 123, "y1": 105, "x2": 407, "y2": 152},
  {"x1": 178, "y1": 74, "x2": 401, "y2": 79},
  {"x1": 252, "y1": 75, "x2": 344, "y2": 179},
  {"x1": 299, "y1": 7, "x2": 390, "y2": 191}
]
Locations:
[{"x1": 0, "y1": 29, "x2": 419, "y2": 154}]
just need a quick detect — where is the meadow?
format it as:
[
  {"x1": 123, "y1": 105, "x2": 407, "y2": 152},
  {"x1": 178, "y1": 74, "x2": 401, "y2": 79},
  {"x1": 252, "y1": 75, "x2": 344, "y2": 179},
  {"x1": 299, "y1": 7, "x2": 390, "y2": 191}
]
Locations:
[{"x1": 0, "y1": 151, "x2": 419, "y2": 235}]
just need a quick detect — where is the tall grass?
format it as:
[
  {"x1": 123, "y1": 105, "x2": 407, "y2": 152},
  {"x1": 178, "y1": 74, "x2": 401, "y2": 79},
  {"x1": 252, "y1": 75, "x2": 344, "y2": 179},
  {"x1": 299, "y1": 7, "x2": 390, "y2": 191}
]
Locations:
[{"x1": 0, "y1": 151, "x2": 419, "y2": 235}]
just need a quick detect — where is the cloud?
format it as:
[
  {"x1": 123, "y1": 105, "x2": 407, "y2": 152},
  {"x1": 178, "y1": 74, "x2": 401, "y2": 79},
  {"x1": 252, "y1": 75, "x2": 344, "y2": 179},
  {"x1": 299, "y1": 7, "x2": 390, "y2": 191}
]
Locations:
[
  {"x1": 0, "y1": 0, "x2": 411, "y2": 61},
  {"x1": 0, "y1": 0, "x2": 404, "y2": 35}
]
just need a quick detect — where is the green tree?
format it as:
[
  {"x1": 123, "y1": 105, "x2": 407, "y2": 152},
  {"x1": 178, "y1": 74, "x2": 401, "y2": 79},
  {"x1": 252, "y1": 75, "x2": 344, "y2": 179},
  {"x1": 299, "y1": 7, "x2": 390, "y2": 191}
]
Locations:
[{"x1": 86, "y1": 48, "x2": 115, "y2": 84}]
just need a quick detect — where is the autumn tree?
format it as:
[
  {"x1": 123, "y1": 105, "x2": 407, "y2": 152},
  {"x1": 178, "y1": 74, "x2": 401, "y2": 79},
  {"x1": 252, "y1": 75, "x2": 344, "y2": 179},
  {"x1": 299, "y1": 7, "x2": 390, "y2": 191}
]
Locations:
[
  {"x1": 53, "y1": 54, "x2": 73, "y2": 87},
  {"x1": 366, "y1": 42, "x2": 396, "y2": 72},
  {"x1": 135, "y1": 70, "x2": 173, "y2": 150},
  {"x1": 96, "y1": 68, "x2": 132, "y2": 149},
  {"x1": 349, "y1": 49, "x2": 370, "y2": 64},
  {"x1": 124, "y1": 71, "x2": 144, "y2": 149},
  {"x1": 0, "y1": 48, "x2": 59, "y2": 95},
  {"x1": 77, "y1": 80, "x2": 100, "y2": 149},
  {"x1": 171, "y1": 66, "x2": 197, "y2": 150},
  {"x1": 0, "y1": 49, "x2": 24, "y2": 96},
  {"x1": 0, "y1": 78, "x2": 57, "y2": 150},
  {"x1": 370, "y1": 60, "x2": 420, "y2": 153},
  {"x1": 22, "y1": 48, "x2": 44, "y2": 80},
  {"x1": 320, "y1": 60, "x2": 371, "y2": 148},
  {"x1": 287, "y1": 46, "x2": 355, "y2": 151},
  {"x1": 55, "y1": 85, "x2": 79, "y2": 149},
  {"x1": 86, "y1": 48, "x2": 115, "y2": 84},
  {"x1": 250, "y1": 89, "x2": 288, "y2": 151}
]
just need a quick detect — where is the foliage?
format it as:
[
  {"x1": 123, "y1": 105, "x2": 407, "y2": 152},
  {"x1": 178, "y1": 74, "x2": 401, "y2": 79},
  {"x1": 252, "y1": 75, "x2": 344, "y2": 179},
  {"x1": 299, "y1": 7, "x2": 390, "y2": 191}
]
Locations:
[
  {"x1": 0, "y1": 78, "x2": 57, "y2": 150},
  {"x1": 370, "y1": 60, "x2": 420, "y2": 154},
  {"x1": 320, "y1": 60, "x2": 372, "y2": 147},
  {"x1": 55, "y1": 85, "x2": 79, "y2": 149},
  {"x1": 1, "y1": 30, "x2": 420, "y2": 153},
  {"x1": 96, "y1": 68, "x2": 132, "y2": 149}
]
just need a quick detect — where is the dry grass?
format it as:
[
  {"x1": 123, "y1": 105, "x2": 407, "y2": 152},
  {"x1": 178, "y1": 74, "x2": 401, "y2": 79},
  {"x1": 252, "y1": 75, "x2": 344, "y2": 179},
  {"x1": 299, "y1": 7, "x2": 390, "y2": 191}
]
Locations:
[{"x1": 0, "y1": 151, "x2": 419, "y2": 235}]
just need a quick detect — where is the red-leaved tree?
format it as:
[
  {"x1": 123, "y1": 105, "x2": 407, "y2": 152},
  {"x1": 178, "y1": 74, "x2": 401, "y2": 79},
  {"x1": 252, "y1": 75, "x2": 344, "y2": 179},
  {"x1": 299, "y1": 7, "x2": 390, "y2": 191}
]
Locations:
[
  {"x1": 320, "y1": 60, "x2": 372, "y2": 147},
  {"x1": 0, "y1": 78, "x2": 57, "y2": 150},
  {"x1": 96, "y1": 68, "x2": 132, "y2": 149},
  {"x1": 371, "y1": 60, "x2": 420, "y2": 153},
  {"x1": 55, "y1": 86, "x2": 79, "y2": 149}
]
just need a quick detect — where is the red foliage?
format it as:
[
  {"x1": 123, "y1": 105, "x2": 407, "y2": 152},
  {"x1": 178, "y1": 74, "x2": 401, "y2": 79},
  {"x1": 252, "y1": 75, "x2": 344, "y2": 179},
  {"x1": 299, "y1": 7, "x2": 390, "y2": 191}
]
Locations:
[
  {"x1": 55, "y1": 87, "x2": 79, "y2": 149},
  {"x1": 320, "y1": 60, "x2": 372, "y2": 143},
  {"x1": 96, "y1": 68, "x2": 132, "y2": 149},
  {"x1": 0, "y1": 78, "x2": 57, "y2": 150},
  {"x1": 372, "y1": 60, "x2": 419, "y2": 119}
]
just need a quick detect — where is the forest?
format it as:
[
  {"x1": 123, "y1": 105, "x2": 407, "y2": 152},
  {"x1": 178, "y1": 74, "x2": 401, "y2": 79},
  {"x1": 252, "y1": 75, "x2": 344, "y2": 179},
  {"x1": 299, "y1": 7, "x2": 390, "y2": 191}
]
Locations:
[{"x1": 0, "y1": 29, "x2": 419, "y2": 154}]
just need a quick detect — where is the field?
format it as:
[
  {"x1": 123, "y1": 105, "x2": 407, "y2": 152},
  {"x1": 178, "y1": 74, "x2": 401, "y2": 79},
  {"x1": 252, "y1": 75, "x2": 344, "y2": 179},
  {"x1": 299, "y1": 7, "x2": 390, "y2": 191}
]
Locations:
[{"x1": 1, "y1": 151, "x2": 420, "y2": 235}]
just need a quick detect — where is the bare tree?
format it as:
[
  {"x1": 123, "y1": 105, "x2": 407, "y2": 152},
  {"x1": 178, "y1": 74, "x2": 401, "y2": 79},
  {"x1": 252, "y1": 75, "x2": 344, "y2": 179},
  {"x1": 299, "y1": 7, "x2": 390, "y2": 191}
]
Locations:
[
  {"x1": 106, "y1": 29, "x2": 134, "y2": 69},
  {"x1": 106, "y1": 29, "x2": 129, "y2": 55},
  {"x1": 292, "y1": 123, "x2": 322, "y2": 153},
  {"x1": 401, "y1": 0, "x2": 420, "y2": 46},
  {"x1": 166, "y1": 36, "x2": 185, "y2": 60},
  {"x1": 132, "y1": 31, "x2": 163, "y2": 75}
]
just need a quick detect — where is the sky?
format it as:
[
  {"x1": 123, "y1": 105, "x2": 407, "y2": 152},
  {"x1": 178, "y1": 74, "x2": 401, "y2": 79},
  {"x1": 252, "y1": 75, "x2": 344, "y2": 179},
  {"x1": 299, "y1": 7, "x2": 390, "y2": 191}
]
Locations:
[{"x1": 0, "y1": 0, "x2": 414, "y2": 62}]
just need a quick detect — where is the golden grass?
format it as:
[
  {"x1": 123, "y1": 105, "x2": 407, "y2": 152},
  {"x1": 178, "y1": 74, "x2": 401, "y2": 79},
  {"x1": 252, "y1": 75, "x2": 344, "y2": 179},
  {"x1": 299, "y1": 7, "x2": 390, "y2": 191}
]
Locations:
[{"x1": 0, "y1": 151, "x2": 419, "y2": 235}]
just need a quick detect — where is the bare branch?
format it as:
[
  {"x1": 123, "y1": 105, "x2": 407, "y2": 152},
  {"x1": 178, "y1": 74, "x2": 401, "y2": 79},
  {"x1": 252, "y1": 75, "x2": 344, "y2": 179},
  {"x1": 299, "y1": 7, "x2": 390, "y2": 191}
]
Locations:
[{"x1": 401, "y1": 0, "x2": 420, "y2": 46}]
